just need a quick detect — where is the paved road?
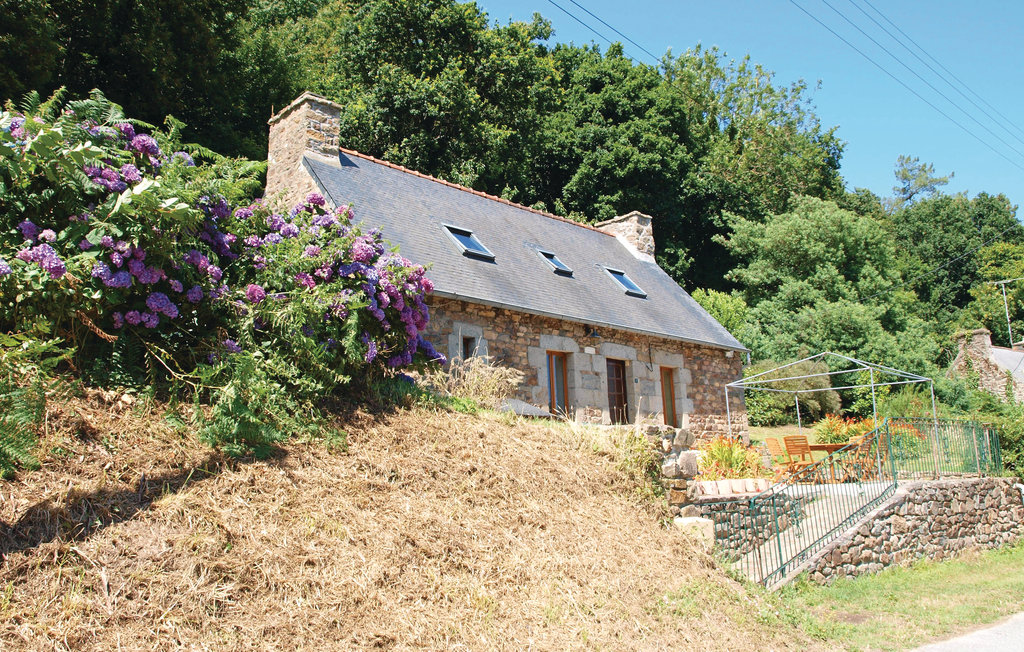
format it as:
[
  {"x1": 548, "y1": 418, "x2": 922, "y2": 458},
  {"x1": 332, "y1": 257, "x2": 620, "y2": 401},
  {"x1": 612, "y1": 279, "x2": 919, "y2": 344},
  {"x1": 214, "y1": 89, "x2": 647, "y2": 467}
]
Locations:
[{"x1": 913, "y1": 611, "x2": 1024, "y2": 651}]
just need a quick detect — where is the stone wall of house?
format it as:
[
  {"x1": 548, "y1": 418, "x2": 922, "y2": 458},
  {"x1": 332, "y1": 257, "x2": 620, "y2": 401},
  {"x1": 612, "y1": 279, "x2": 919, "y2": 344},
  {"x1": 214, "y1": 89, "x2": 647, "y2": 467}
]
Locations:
[
  {"x1": 266, "y1": 92, "x2": 342, "y2": 210},
  {"x1": 804, "y1": 477, "x2": 1024, "y2": 584},
  {"x1": 423, "y1": 296, "x2": 747, "y2": 439},
  {"x1": 951, "y1": 328, "x2": 1024, "y2": 403}
]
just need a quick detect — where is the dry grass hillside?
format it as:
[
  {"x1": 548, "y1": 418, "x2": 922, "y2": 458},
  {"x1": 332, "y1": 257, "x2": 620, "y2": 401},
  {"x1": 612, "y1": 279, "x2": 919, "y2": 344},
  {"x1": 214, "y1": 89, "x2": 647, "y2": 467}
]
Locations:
[{"x1": 0, "y1": 393, "x2": 821, "y2": 650}]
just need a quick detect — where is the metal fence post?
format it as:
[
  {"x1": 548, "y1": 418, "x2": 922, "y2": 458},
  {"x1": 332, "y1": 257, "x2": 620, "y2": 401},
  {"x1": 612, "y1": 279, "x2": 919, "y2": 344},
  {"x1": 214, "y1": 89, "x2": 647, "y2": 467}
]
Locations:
[
  {"x1": 770, "y1": 493, "x2": 784, "y2": 583},
  {"x1": 971, "y1": 422, "x2": 982, "y2": 476}
]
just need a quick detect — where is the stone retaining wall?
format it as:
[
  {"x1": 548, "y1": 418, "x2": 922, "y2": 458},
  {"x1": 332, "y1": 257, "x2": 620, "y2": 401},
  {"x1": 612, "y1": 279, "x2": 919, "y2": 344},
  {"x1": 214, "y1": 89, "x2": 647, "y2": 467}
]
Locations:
[
  {"x1": 696, "y1": 493, "x2": 807, "y2": 557},
  {"x1": 805, "y1": 477, "x2": 1024, "y2": 584}
]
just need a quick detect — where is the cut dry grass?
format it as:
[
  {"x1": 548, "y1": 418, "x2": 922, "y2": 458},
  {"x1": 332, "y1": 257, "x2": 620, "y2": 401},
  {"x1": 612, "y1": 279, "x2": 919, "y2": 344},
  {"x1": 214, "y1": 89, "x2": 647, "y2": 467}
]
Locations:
[{"x1": 0, "y1": 392, "x2": 824, "y2": 650}]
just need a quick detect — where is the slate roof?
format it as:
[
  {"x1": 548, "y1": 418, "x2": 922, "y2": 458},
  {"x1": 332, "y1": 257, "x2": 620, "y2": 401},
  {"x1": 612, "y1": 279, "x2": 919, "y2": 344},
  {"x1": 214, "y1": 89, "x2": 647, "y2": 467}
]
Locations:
[
  {"x1": 304, "y1": 151, "x2": 746, "y2": 351},
  {"x1": 992, "y1": 347, "x2": 1024, "y2": 384}
]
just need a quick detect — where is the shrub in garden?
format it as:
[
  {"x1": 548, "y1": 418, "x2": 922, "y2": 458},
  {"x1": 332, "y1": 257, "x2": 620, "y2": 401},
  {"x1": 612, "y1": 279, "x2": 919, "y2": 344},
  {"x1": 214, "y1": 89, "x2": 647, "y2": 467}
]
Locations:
[
  {"x1": 696, "y1": 436, "x2": 767, "y2": 480},
  {"x1": 1, "y1": 90, "x2": 446, "y2": 460}
]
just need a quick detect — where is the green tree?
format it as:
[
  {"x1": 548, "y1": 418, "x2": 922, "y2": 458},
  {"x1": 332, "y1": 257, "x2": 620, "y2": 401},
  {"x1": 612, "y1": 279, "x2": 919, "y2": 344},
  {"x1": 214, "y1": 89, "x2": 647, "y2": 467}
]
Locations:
[
  {"x1": 722, "y1": 196, "x2": 936, "y2": 370},
  {"x1": 888, "y1": 154, "x2": 952, "y2": 211},
  {"x1": 888, "y1": 191, "x2": 1022, "y2": 329}
]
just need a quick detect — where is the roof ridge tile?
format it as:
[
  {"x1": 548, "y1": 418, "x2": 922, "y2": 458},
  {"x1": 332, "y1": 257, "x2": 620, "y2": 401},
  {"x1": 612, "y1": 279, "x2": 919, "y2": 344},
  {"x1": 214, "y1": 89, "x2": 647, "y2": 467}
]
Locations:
[{"x1": 337, "y1": 147, "x2": 611, "y2": 236}]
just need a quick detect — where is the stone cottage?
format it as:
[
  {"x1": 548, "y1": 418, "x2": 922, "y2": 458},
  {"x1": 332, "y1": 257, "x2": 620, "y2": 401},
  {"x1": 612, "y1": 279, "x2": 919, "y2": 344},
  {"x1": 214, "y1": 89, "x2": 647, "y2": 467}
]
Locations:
[
  {"x1": 265, "y1": 92, "x2": 748, "y2": 437},
  {"x1": 951, "y1": 329, "x2": 1024, "y2": 403}
]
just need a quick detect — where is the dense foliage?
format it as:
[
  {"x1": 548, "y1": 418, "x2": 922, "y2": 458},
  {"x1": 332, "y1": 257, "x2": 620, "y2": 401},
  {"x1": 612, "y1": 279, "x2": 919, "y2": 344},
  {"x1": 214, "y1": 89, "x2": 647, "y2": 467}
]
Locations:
[{"x1": 0, "y1": 91, "x2": 443, "y2": 459}]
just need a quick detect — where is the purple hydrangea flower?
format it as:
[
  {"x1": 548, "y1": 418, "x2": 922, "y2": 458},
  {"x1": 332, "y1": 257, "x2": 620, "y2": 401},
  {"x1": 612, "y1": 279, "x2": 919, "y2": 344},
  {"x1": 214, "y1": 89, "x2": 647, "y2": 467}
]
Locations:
[
  {"x1": 295, "y1": 272, "x2": 316, "y2": 289},
  {"x1": 125, "y1": 310, "x2": 143, "y2": 325},
  {"x1": 141, "y1": 312, "x2": 159, "y2": 328},
  {"x1": 266, "y1": 214, "x2": 285, "y2": 231},
  {"x1": 0, "y1": 259, "x2": 10, "y2": 276},
  {"x1": 305, "y1": 193, "x2": 326, "y2": 207},
  {"x1": 243, "y1": 235, "x2": 261, "y2": 248},
  {"x1": 171, "y1": 151, "x2": 195, "y2": 166},
  {"x1": 146, "y1": 292, "x2": 179, "y2": 319},
  {"x1": 303, "y1": 245, "x2": 321, "y2": 258},
  {"x1": 107, "y1": 271, "x2": 133, "y2": 288},
  {"x1": 362, "y1": 333, "x2": 378, "y2": 363},
  {"x1": 38, "y1": 229, "x2": 56, "y2": 242},
  {"x1": 18, "y1": 220, "x2": 39, "y2": 241},
  {"x1": 351, "y1": 240, "x2": 375, "y2": 263},
  {"x1": 207, "y1": 265, "x2": 223, "y2": 281},
  {"x1": 263, "y1": 233, "x2": 283, "y2": 246},
  {"x1": 223, "y1": 339, "x2": 242, "y2": 354},
  {"x1": 184, "y1": 249, "x2": 204, "y2": 266},
  {"x1": 234, "y1": 207, "x2": 254, "y2": 220},
  {"x1": 92, "y1": 262, "x2": 111, "y2": 279},
  {"x1": 79, "y1": 239, "x2": 93, "y2": 250},
  {"x1": 280, "y1": 223, "x2": 300, "y2": 238},
  {"x1": 120, "y1": 164, "x2": 142, "y2": 184},
  {"x1": 245, "y1": 284, "x2": 266, "y2": 304},
  {"x1": 101, "y1": 236, "x2": 114, "y2": 248},
  {"x1": 23, "y1": 244, "x2": 66, "y2": 279},
  {"x1": 186, "y1": 286, "x2": 203, "y2": 303},
  {"x1": 129, "y1": 134, "x2": 162, "y2": 158},
  {"x1": 169, "y1": 279, "x2": 183, "y2": 293},
  {"x1": 116, "y1": 123, "x2": 136, "y2": 140},
  {"x1": 110, "y1": 252, "x2": 124, "y2": 268},
  {"x1": 112, "y1": 312, "x2": 124, "y2": 329}
]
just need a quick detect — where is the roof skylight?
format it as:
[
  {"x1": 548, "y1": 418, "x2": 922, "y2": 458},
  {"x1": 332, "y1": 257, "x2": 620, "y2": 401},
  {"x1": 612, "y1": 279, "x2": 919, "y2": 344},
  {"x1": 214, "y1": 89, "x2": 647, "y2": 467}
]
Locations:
[
  {"x1": 538, "y1": 250, "x2": 573, "y2": 276},
  {"x1": 443, "y1": 224, "x2": 494, "y2": 260},
  {"x1": 604, "y1": 267, "x2": 647, "y2": 298}
]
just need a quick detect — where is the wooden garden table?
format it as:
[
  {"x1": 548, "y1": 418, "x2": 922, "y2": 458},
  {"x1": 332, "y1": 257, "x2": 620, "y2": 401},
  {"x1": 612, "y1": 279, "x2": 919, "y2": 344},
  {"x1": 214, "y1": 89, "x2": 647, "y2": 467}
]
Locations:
[{"x1": 809, "y1": 443, "x2": 847, "y2": 483}]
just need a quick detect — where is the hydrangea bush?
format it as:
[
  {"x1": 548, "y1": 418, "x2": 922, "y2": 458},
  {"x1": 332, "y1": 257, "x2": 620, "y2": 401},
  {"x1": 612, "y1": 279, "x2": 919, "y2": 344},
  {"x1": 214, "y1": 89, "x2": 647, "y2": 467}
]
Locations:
[{"x1": 1, "y1": 90, "x2": 444, "y2": 457}]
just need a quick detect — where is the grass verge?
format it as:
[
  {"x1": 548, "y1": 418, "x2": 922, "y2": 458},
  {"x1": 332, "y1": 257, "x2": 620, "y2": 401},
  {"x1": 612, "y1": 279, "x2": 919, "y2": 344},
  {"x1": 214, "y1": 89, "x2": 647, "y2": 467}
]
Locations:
[{"x1": 774, "y1": 541, "x2": 1024, "y2": 650}]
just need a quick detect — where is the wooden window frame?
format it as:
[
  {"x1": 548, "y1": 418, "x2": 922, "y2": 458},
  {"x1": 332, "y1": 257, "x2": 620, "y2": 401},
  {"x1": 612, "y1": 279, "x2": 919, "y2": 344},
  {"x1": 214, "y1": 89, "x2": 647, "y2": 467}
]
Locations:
[
  {"x1": 462, "y1": 336, "x2": 476, "y2": 360},
  {"x1": 547, "y1": 351, "x2": 569, "y2": 415},
  {"x1": 661, "y1": 366, "x2": 678, "y2": 428}
]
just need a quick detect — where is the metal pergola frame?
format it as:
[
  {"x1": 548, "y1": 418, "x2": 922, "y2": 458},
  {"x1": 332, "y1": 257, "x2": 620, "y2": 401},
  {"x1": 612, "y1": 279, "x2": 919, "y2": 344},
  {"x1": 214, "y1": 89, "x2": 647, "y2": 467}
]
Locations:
[{"x1": 724, "y1": 352, "x2": 938, "y2": 439}]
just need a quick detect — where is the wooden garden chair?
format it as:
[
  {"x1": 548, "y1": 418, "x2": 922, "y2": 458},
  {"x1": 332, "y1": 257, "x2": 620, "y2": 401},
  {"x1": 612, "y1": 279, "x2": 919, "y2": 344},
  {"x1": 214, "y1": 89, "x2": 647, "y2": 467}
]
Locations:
[
  {"x1": 839, "y1": 435, "x2": 875, "y2": 482},
  {"x1": 782, "y1": 435, "x2": 820, "y2": 483},
  {"x1": 765, "y1": 438, "x2": 796, "y2": 482}
]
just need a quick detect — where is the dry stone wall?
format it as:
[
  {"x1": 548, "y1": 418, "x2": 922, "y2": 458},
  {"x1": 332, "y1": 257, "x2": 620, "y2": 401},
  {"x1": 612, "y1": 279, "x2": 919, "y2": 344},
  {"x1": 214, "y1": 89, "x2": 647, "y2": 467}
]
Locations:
[
  {"x1": 951, "y1": 329, "x2": 1024, "y2": 403},
  {"x1": 805, "y1": 477, "x2": 1024, "y2": 584},
  {"x1": 423, "y1": 296, "x2": 747, "y2": 440}
]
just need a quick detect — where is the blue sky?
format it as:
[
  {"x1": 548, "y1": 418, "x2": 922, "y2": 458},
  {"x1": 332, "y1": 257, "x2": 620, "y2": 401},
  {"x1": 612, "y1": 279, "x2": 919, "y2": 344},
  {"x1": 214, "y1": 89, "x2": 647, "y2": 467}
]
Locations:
[{"x1": 477, "y1": 0, "x2": 1024, "y2": 209}]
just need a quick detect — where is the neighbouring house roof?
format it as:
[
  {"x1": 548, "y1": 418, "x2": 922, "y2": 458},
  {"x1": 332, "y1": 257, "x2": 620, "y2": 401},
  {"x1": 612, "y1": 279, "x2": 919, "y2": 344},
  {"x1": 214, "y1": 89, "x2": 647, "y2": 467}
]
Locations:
[
  {"x1": 303, "y1": 151, "x2": 746, "y2": 351},
  {"x1": 991, "y1": 346, "x2": 1024, "y2": 384}
]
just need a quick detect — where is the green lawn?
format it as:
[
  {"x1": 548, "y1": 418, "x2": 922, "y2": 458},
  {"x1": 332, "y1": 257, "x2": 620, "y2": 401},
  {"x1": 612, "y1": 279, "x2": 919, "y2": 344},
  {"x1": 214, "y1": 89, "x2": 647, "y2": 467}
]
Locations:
[{"x1": 770, "y1": 541, "x2": 1024, "y2": 651}]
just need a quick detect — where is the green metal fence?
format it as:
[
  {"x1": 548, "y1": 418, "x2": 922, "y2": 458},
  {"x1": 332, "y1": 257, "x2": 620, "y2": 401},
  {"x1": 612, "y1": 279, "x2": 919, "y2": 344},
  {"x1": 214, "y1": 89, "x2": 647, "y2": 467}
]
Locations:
[
  {"x1": 887, "y1": 418, "x2": 1002, "y2": 479},
  {"x1": 704, "y1": 418, "x2": 1002, "y2": 588}
]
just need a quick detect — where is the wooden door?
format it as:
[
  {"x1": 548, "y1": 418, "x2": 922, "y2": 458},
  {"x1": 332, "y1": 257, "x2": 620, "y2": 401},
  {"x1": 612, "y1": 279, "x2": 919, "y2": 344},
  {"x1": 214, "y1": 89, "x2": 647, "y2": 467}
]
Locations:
[
  {"x1": 661, "y1": 367, "x2": 678, "y2": 427},
  {"x1": 547, "y1": 351, "x2": 568, "y2": 415},
  {"x1": 606, "y1": 359, "x2": 628, "y2": 424}
]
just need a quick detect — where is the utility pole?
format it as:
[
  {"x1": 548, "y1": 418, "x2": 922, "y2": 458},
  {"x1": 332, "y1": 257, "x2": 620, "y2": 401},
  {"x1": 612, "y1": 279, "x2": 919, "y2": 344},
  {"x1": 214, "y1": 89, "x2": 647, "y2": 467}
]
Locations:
[{"x1": 989, "y1": 277, "x2": 1024, "y2": 347}]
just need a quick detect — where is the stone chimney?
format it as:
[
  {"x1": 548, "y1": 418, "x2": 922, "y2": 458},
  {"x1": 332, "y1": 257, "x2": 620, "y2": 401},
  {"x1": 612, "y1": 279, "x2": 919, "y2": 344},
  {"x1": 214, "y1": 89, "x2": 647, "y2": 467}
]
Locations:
[
  {"x1": 266, "y1": 92, "x2": 343, "y2": 209},
  {"x1": 595, "y1": 211, "x2": 655, "y2": 262},
  {"x1": 957, "y1": 328, "x2": 994, "y2": 359}
]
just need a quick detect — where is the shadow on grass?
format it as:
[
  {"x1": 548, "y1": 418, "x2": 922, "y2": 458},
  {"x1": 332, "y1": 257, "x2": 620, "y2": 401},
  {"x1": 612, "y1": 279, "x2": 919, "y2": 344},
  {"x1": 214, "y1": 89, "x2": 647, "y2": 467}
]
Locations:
[{"x1": 0, "y1": 449, "x2": 292, "y2": 564}]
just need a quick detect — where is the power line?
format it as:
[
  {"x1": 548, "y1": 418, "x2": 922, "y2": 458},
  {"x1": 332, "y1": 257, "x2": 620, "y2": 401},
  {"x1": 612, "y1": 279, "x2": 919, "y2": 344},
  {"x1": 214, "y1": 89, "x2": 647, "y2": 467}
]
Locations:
[
  {"x1": 846, "y1": 0, "x2": 1024, "y2": 151},
  {"x1": 545, "y1": 0, "x2": 640, "y2": 64},
  {"x1": 788, "y1": 0, "x2": 1024, "y2": 174},
  {"x1": 859, "y1": 0, "x2": 1024, "y2": 146},
  {"x1": 816, "y1": 0, "x2": 1024, "y2": 164},
  {"x1": 564, "y1": 0, "x2": 662, "y2": 66}
]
